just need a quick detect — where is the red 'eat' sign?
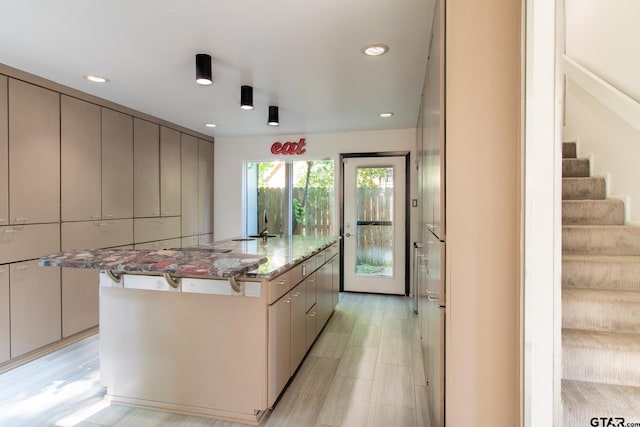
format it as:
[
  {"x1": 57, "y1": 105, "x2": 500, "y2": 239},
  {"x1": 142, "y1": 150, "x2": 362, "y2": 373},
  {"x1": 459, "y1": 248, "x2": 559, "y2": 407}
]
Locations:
[{"x1": 271, "y1": 138, "x2": 306, "y2": 155}]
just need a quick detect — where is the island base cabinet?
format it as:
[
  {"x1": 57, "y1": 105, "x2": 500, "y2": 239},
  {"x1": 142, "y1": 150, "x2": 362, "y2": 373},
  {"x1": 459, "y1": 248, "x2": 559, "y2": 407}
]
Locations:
[
  {"x1": 100, "y1": 286, "x2": 268, "y2": 422},
  {"x1": 267, "y1": 293, "x2": 291, "y2": 407},
  {"x1": 62, "y1": 269, "x2": 99, "y2": 338},
  {"x1": 0, "y1": 267, "x2": 8, "y2": 363},
  {"x1": 306, "y1": 305, "x2": 317, "y2": 352},
  {"x1": 10, "y1": 261, "x2": 61, "y2": 358},
  {"x1": 290, "y1": 285, "x2": 307, "y2": 374}
]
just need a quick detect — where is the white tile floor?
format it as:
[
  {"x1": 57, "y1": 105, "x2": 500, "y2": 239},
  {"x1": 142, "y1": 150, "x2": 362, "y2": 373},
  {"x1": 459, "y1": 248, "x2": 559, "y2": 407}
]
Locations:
[{"x1": 0, "y1": 293, "x2": 430, "y2": 427}]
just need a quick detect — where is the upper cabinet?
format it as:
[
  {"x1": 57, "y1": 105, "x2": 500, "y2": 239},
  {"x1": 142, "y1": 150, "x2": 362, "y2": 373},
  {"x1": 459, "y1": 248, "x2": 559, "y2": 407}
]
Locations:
[
  {"x1": 0, "y1": 76, "x2": 7, "y2": 226},
  {"x1": 181, "y1": 134, "x2": 199, "y2": 237},
  {"x1": 160, "y1": 126, "x2": 181, "y2": 217},
  {"x1": 133, "y1": 118, "x2": 160, "y2": 218},
  {"x1": 61, "y1": 96, "x2": 102, "y2": 222},
  {"x1": 102, "y1": 108, "x2": 133, "y2": 219},
  {"x1": 8, "y1": 79, "x2": 60, "y2": 224},
  {"x1": 198, "y1": 139, "x2": 213, "y2": 235}
]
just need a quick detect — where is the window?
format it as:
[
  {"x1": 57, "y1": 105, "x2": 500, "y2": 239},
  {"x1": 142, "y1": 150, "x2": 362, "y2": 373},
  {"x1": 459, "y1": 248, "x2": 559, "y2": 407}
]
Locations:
[{"x1": 245, "y1": 160, "x2": 334, "y2": 237}]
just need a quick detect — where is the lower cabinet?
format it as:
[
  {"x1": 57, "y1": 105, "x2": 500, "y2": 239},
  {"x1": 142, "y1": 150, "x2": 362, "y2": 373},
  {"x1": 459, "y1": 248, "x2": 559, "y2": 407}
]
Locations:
[
  {"x1": 267, "y1": 292, "x2": 291, "y2": 407},
  {"x1": 305, "y1": 304, "x2": 317, "y2": 352},
  {"x1": 10, "y1": 261, "x2": 61, "y2": 358},
  {"x1": 62, "y1": 268, "x2": 99, "y2": 338},
  {"x1": 331, "y1": 255, "x2": 340, "y2": 309},
  {"x1": 0, "y1": 266, "x2": 9, "y2": 363},
  {"x1": 316, "y1": 262, "x2": 333, "y2": 330}
]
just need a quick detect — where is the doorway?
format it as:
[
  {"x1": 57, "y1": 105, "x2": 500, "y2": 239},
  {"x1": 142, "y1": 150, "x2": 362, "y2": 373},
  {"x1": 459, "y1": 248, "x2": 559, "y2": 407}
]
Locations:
[{"x1": 340, "y1": 152, "x2": 409, "y2": 295}]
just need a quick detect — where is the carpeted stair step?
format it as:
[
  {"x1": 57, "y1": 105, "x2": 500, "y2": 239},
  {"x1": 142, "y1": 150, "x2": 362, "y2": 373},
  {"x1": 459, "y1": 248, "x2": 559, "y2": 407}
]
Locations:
[
  {"x1": 563, "y1": 142, "x2": 577, "y2": 159},
  {"x1": 563, "y1": 225, "x2": 640, "y2": 256},
  {"x1": 563, "y1": 255, "x2": 640, "y2": 291},
  {"x1": 562, "y1": 329, "x2": 640, "y2": 387},
  {"x1": 562, "y1": 158, "x2": 590, "y2": 177},
  {"x1": 562, "y1": 177, "x2": 606, "y2": 200},
  {"x1": 562, "y1": 380, "x2": 640, "y2": 427},
  {"x1": 562, "y1": 199, "x2": 625, "y2": 225},
  {"x1": 563, "y1": 289, "x2": 640, "y2": 334}
]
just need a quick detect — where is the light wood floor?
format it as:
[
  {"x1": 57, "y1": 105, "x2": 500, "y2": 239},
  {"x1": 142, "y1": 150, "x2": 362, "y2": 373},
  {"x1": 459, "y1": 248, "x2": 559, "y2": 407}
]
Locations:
[{"x1": 0, "y1": 293, "x2": 430, "y2": 427}]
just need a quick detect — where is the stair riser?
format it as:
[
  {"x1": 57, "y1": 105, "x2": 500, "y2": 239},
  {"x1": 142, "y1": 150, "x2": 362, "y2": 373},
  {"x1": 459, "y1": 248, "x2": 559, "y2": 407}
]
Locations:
[
  {"x1": 563, "y1": 142, "x2": 577, "y2": 159},
  {"x1": 563, "y1": 295, "x2": 640, "y2": 334},
  {"x1": 563, "y1": 342, "x2": 640, "y2": 387},
  {"x1": 562, "y1": 200, "x2": 625, "y2": 225},
  {"x1": 563, "y1": 227, "x2": 640, "y2": 256},
  {"x1": 563, "y1": 178, "x2": 606, "y2": 200},
  {"x1": 562, "y1": 159, "x2": 590, "y2": 178},
  {"x1": 563, "y1": 259, "x2": 640, "y2": 291}
]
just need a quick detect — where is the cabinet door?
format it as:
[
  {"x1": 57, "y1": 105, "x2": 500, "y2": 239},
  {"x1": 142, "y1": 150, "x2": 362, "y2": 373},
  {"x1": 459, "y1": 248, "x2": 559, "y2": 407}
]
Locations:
[
  {"x1": 331, "y1": 256, "x2": 340, "y2": 309},
  {"x1": 0, "y1": 266, "x2": 8, "y2": 363},
  {"x1": 134, "y1": 217, "x2": 180, "y2": 243},
  {"x1": 304, "y1": 272, "x2": 317, "y2": 312},
  {"x1": 61, "y1": 219, "x2": 133, "y2": 250},
  {"x1": 62, "y1": 268, "x2": 99, "y2": 338},
  {"x1": 0, "y1": 75, "x2": 7, "y2": 226},
  {"x1": 102, "y1": 108, "x2": 133, "y2": 219},
  {"x1": 290, "y1": 284, "x2": 307, "y2": 374},
  {"x1": 198, "y1": 139, "x2": 213, "y2": 235},
  {"x1": 134, "y1": 118, "x2": 160, "y2": 217},
  {"x1": 8, "y1": 79, "x2": 60, "y2": 224},
  {"x1": 181, "y1": 134, "x2": 199, "y2": 237},
  {"x1": 160, "y1": 126, "x2": 181, "y2": 216},
  {"x1": 61, "y1": 95, "x2": 102, "y2": 221},
  {"x1": 10, "y1": 260, "x2": 61, "y2": 358},
  {"x1": 305, "y1": 305, "x2": 317, "y2": 352},
  {"x1": 316, "y1": 262, "x2": 332, "y2": 330},
  {"x1": 268, "y1": 293, "x2": 291, "y2": 407}
]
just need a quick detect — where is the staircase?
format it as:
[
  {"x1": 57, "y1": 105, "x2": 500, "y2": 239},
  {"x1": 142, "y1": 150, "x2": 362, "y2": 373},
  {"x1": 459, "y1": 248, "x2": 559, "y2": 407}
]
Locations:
[{"x1": 562, "y1": 142, "x2": 640, "y2": 425}]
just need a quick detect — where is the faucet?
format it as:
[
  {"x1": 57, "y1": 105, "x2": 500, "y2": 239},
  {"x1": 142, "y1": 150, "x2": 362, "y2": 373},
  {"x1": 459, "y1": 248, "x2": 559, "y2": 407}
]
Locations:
[{"x1": 259, "y1": 211, "x2": 268, "y2": 242}]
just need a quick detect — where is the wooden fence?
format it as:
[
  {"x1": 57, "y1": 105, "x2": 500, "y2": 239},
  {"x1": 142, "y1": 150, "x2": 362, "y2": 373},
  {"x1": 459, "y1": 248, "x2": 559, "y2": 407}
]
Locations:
[{"x1": 256, "y1": 187, "x2": 394, "y2": 270}]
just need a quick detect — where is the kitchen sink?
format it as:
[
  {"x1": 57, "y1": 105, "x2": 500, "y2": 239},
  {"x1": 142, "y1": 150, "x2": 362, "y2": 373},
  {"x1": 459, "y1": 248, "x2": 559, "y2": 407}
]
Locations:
[
  {"x1": 231, "y1": 238, "x2": 256, "y2": 242},
  {"x1": 247, "y1": 234, "x2": 279, "y2": 238}
]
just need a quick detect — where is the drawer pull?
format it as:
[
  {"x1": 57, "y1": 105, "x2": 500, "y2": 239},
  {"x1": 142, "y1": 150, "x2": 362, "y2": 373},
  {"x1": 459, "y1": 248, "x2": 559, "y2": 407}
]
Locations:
[
  {"x1": 3, "y1": 229, "x2": 17, "y2": 233},
  {"x1": 14, "y1": 217, "x2": 29, "y2": 221},
  {"x1": 91, "y1": 215, "x2": 101, "y2": 219},
  {"x1": 163, "y1": 272, "x2": 180, "y2": 289},
  {"x1": 104, "y1": 214, "x2": 115, "y2": 218},
  {"x1": 98, "y1": 222, "x2": 109, "y2": 227},
  {"x1": 14, "y1": 265, "x2": 29, "y2": 271},
  {"x1": 162, "y1": 212, "x2": 170, "y2": 216},
  {"x1": 285, "y1": 298, "x2": 292, "y2": 304},
  {"x1": 292, "y1": 292, "x2": 300, "y2": 297},
  {"x1": 156, "y1": 219, "x2": 164, "y2": 223},
  {"x1": 0, "y1": 268, "x2": 7, "y2": 273},
  {"x1": 309, "y1": 311, "x2": 316, "y2": 317},
  {"x1": 106, "y1": 270, "x2": 123, "y2": 283},
  {"x1": 278, "y1": 280, "x2": 287, "y2": 285}
]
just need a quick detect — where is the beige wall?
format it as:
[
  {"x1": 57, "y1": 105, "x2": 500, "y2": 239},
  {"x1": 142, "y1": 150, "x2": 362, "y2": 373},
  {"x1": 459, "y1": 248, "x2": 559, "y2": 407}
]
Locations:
[
  {"x1": 445, "y1": 0, "x2": 521, "y2": 425},
  {"x1": 564, "y1": 0, "x2": 640, "y2": 224}
]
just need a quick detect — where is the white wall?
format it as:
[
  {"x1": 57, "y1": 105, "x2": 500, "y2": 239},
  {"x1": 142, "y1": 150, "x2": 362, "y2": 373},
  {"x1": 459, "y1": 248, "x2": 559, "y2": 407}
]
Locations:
[
  {"x1": 214, "y1": 128, "x2": 419, "y2": 279},
  {"x1": 565, "y1": 0, "x2": 640, "y2": 224}
]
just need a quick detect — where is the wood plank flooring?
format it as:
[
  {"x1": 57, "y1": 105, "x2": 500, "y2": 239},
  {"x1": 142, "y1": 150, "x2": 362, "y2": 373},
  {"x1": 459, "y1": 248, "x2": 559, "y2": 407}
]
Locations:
[{"x1": 0, "y1": 293, "x2": 430, "y2": 427}]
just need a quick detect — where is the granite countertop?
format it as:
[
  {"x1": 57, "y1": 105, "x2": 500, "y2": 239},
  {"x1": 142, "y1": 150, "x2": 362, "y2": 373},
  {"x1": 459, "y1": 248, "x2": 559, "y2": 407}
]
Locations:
[{"x1": 38, "y1": 235, "x2": 340, "y2": 280}]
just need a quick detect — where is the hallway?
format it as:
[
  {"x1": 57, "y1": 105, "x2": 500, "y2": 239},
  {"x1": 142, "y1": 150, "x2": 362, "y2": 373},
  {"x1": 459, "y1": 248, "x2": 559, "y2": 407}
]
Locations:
[{"x1": 0, "y1": 293, "x2": 430, "y2": 427}]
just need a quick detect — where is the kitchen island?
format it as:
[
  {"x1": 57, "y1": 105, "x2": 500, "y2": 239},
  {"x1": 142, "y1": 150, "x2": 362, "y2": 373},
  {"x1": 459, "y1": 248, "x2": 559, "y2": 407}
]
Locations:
[{"x1": 39, "y1": 235, "x2": 341, "y2": 425}]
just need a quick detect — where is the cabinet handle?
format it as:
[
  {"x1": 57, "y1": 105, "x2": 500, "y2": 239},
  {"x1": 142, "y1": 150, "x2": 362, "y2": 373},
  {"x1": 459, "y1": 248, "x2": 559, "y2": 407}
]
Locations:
[
  {"x1": 156, "y1": 219, "x2": 164, "y2": 224},
  {"x1": 278, "y1": 280, "x2": 287, "y2": 285},
  {"x1": 14, "y1": 265, "x2": 29, "y2": 271},
  {"x1": 14, "y1": 217, "x2": 29, "y2": 221},
  {"x1": 0, "y1": 218, "x2": 6, "y2": 222},
  {"x1": 104, "y1": 214, "x2": 115, "y2": 218},
  {"x1": 162, "y1": 212, "x2": 170, "y2": 216},
  {"x1": 309, "y1": 311, "x2": 316, "y2": 317},
  {"x1": 3, "y1": 229, "x2": 17, "y2": 233},
  {"x1": 152, "y1": 212, "x2": 159, "y2": 216},
  {"x1": 292, "y1": 292, "x2": 300, "y2": 297},
  {"x1": 285, "y1": 298, "x2": 292, "y2": 304},
  {"x1": 98, "y1": 222, "x2": 109, "y2": 227},
  {"x1": 91, "y1": 215, "x2": 101, "y2": 219},
  {"x1": 0, "y1": 268, "x2": 7, "y2": 273}
]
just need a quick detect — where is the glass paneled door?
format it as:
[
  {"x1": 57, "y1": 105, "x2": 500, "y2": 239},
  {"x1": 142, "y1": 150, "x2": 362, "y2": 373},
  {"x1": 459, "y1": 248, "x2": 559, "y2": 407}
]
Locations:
[{"x1": 343, "y1": 156, "x2": 406, "y2": 294}]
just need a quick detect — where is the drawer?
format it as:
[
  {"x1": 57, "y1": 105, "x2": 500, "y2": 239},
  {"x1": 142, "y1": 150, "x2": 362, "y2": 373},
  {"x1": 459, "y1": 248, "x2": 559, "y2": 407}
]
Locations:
[
  {"x1": 62, "y1": 219, "x2": 133, "y2": 250},
  {"x1": 134, "y1": 238, "x2": 182, "y2": 250},
  {"x1": 134, "y1": 217, "x2": 180, "y2": 243},
  {"x1": 290, "y1": 263, "x2": 303, "y2": 286},
  {"x1": 304, "y1": 272, "x2": 317, "y2": 312},
  {"x1": 0, "y1": 223, "x2": 60, "y2": 263},
  {"x1": 326, "y1": 243, "x2": 339, "y2": 259},
  {"x1": 268, "y1": 271, "x2": 292, "y2": 305}
]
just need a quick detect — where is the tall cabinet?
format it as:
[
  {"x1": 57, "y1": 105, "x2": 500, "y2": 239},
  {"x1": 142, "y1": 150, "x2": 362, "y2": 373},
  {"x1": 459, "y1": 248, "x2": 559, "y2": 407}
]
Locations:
[{"x1": 0, "y1": 66, "x2": 214, "y2": 370}]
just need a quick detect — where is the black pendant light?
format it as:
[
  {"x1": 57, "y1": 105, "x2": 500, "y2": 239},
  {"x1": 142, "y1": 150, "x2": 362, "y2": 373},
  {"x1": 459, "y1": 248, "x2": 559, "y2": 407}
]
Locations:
[
  {"x1": 268, "y1": 106, "x2": 279, "y2": 126},
  {"x1": 195, "y1": 54, "x2": 212, "y2": 85},
  {"x1": 240, "y1": 85, "x2": 254, "y2": 110}
]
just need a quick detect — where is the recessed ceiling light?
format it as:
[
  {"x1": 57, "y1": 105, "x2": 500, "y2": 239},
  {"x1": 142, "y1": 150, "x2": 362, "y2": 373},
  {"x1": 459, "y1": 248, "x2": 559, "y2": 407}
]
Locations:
[
  {"x1": 362, "y1": 44, "x2": 389, "y2": 56},
  {"x1": 84, "y1": 74, "x2": 109, "y2": 83},
  {"x1": 379, "y1": 112, "x2": 394, "y2": 118},
  {"x1": 204, "y1": 123, "x2": 217, "y2": 128}
]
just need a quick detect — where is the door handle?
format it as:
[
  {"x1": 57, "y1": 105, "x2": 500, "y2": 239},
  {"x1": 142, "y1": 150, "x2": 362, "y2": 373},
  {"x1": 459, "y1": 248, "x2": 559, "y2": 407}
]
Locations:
[{"x1": 345, "y1": 232, "x2": 351, "y2": 237}]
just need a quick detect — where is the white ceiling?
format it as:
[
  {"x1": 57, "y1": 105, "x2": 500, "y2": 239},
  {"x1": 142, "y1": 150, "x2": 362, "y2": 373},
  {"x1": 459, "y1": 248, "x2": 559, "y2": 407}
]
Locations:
[{"x1": 0, "y1": 0, "x2": 433, "y2": 137}]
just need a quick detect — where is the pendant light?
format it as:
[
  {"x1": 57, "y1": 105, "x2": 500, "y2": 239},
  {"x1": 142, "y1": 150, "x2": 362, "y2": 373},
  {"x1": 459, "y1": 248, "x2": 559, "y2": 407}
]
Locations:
[
  {"x1": 195, "y1": 54, "x2": 213, "y2": 85},
  {"x1": 268, "y1": 106, "x2": 279, "y2": 126},
  {"x1": 240, "y1": 85, "x2": 254, "y2": 110}
]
